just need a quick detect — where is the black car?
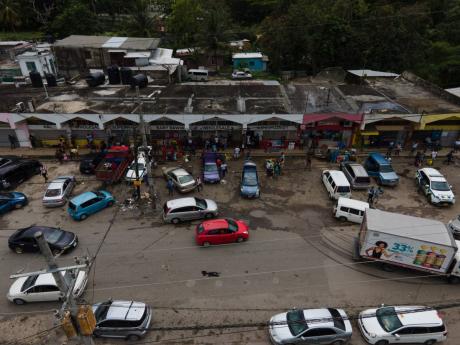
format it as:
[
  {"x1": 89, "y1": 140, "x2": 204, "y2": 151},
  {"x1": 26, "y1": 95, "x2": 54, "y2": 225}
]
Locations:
[
  {"x1": 8, "y1": 226, "x2": 78, "y2": 254},
  {"x1": 0, "y1": 158, "x2": 42, "y2": 190},
  {"x1": 80, "y1": 153, "x2": 104, "y2": 174}
]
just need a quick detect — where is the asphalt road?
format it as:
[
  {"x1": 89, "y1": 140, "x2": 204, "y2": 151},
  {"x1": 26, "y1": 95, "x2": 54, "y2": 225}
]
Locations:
[{"x1": 1, "y1": 156, "x2": 460, "y2": 344}]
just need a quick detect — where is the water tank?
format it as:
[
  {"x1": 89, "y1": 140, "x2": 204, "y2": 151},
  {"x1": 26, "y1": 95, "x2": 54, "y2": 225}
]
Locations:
[
  {"x1": 120, "y1": 67, "x2": 133, "y2": 85},
  {"x1": 85, "y1": 71, "x2": 105, "y2": 87},
  {"x1": 107, "y1": 65, "x2": 120, "y2": 85},
  {"x1": 29, "y1": 71, "x2": 43, "y2": 87},
  {"x1": 45, "y1": 73, "x2": 57, "y2": 87},
  {"x1": 131, "y1": 73, "x2": 148, "y2": 89}
]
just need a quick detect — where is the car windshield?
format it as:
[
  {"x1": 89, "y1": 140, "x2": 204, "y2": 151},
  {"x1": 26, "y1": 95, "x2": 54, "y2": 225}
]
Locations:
[
  {"x1": 68, "y1": 202, "x2": 76, "y2": 210},
  {"x1": 93, "y1": 191, "x2": 105, "y2": 198},
  {"x1": 45, "y1": 189, "x2": 61, "y2": 197},
  {"x1": 21, "y1": 275, "x2": 38, "y2": 292},
  {"x1": 431, "y1": 181, "x2": 450, "y2": 191},
  {"x1": 0, "y1": 192, "x2": 14, "y2": 198},
  {"x1": 195, "y1": 198, "x2": 207, "y2": 209},
  {"x1": 243, "y1": 171, "x2": 258, "y2": 186},
  {"x1": 204, "y1": 163, "x2": 217, "y2": 172},
  {"x1": 227, "y1": 219, "x2": 238, "y2": 232},
  {"x1": 376, "y1": 307, "x2": 403, "y2": 332},
  {"x1": 44, "y1": 229, "x2": 63, "y2": 244},
  {"x1": 178, "y1": 175, "x2": 194, "y2": 184},
  {"x1": 379, "y1": 165, "x2": 394, "y2": 173},
  {"x1": 94, "y1": 300, "x2": 112, "y2": 321},
  {"x1": 287, "y1": 309, "x2": 308, "y2": 336},
  {"x1": 337, "y1": 186, "x2": 351, "y2": 193},
  {"x1": 130, "y1": 163, "x2": 145, "y2": 170}
]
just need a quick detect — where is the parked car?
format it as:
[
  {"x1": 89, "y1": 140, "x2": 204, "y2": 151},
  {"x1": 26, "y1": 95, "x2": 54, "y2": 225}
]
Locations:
[
  {"x1": 232, "y1": 70, "x2": 252, "y2": 79},
  {"x1": 240, "y1": 161, "x2": 260, "y2": 198},
  {"x1": 8, "y1": 226, "x2": 78, "y2": 254},
  {"x1": 7, "y1": 269, "x2": 88, "y2": 305},
  {"x1": 364, "y1": 153, "x2": 399, "y2": 186},
  {"x1": 415, "y1": 168, "x2": 455, "y2": 206},
  {"x1": 358, "y1": 305, "x2": 447, "y2": 345},
  {"x1": 340, "y1": 162, "x2": 371, "y2": 190},
  {"x1": 162, "y1": 167, "x2": 196, "y2": 192},
  {"x1": 322, "y1": 170, "x2": 352, "y2": 200},
  {"x1": 163, "y1": 197, "x2": 218, "y2": 224},
  {"x1": 448, "y1": 215, "x2": 460, "y2": 238},
  {"x1": 126, "y1": 156, "x2": 147, "y2": 182},
  {"x1": 79, "y1": 153, "x2": 104, "y2": 174},
  {"x1": 196, "y1": 218, "x2": 249, "y2": 246},
  {"x1": 202, "y1": 152, "x2": 222, "y2": 183},
  {"x1": 269, "y1": 308, "x2": 352, "y2": 345},
  {"x1": 68, "y1": 190, "x2": 115, "y2": 221},
  {"x1": 0, "y1": 158, "x2": 41, "y2": 190},
  {"x1": 92, "y1": 300, "x2": 152, "y2": 340},
  {"x1": 42, "y1": 176, "x2": 76, "y2": 207},
  {"x1": 333, "y1": 197, "x2": 369, "y2": 224},
  {"x1": 0, "y1": 192, "x2": 27, "y2": 214}
]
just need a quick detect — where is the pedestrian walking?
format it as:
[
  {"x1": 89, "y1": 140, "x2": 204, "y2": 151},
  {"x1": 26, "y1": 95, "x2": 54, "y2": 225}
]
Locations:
[
  {"x1": 411, "y1": 141, "x2": 418, "y2": 155},
  {"x1": 245, "y1": 149, "x2": 251, "y2": 160},
  {"x1": 373, "y1": 187, "x2": 383, "y2": 205},
  {"x1": 40, "y1": 165, "x2": 48, "y2": 183},
  {"x1": 446, "y1": 150, "x2": 455, "y2": 165},
  {"x1": 233, "y1": 146, "x2": 240, "y2": 159},
  {"x1": 167, "y1": 178, "x2": 174, "y2": 196},
  {"x1": 367, "y1": 187, "x2": 375, "y2": 206},
  {"x1": 431, "y1": 149, "x2": 438, "y2": 164},
  {"x1": 305, "y1": 151, "x2": 312, "y2": 171},
  {"x1": 8, "y1": 134, "x2": 16, "y2": 149},
  {"x1": 274, "y1": 161, "x2": 281, "y2": 178},
  {"x1": 196, "y1": 176, "x2": 203, "y2": 192},
  {"x1": 220, "y1": 161, "x2": 227, "y2": 178},
  {"x1": 55, "y1": 149, "x2": 64, "y2": 164},
  {"x1": 395, "y1": 142, "x2": 402, "y2": 156}
]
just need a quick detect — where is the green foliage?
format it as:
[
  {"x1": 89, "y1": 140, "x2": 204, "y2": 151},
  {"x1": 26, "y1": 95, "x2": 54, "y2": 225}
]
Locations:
[
  {"x1": 0, "y1": 0, "x2": 21, "y2": 30},
  {"x1": 166, "y1": 0, "x2": 203, "y2": 48},
  {"x1": 125, "y1": 0, "x2": 157, "y2": 37},
  {"x1": 50, "y1": 1, "x2": 98, "y2": 38}
]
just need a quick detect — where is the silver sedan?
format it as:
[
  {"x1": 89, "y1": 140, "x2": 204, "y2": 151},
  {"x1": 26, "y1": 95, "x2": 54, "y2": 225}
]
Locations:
[
  {"x1": 162, "y1": 167, "x2": 196, "y2": 193},
  {"x1": 42, "y1": 176, "x2": 76, "y2": 207}
]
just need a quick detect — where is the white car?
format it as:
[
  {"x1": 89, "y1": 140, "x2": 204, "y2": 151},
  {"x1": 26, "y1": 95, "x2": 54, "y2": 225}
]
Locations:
[
  {"x1": 416, "y1": 168, "x2": 455, "y2": 205},
  {"x1": 42, "y1": 176, "x2": 76, "y2": 207},
  {"x1": 232, "y1": 71, "x2": 252, "y2": 79},
  {"x1": 358, "y1": 306, "x2": 447, "y2": 345},
  {"x1": 269, "y1": 308, "x2": 352, "y2": 345},
  {"x1": 7, "y1": 269, "x2": 88, "y2": 305},
  {"x1": 126, "y1": 156, "x2": 147, "y2": 182}
]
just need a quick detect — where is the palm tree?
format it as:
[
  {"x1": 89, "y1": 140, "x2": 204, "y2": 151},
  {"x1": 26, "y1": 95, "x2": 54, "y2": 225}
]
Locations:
[
  {"x1": 0, "y1": 0, "x2": 21, "y2": 31},
  {"x1": 127, "y1": 0, "x2": 157, "y2": 37}
]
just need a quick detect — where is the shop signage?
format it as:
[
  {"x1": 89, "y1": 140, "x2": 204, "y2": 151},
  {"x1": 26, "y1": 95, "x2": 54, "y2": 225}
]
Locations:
[
  {"x1": 150, "y1": 125, "x2": 185, "y2": 130},
  {"x1": 190, "y1": 124, "x2": 241, "y2": 131},
  {"x1": 28, "y1": 124, "x2": 57, "y2": 129},
  {"x1": 107, "y1": 124, "x2": 138, "y2": 130},
  {"x1": 248, "y1": 124, "x2": 297, "y2": 131},
  {"x1": 317, "y1": 120, "x2": 340, "y2": 126},
  {"x1": 63, "y1": 123, "x2": 100, "y2": 130}
]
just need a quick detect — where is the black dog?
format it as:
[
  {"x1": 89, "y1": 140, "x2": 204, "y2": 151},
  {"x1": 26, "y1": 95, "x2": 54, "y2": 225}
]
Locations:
[{"x1": 201, "y1": 271, "x2": 220, "y2": 277}]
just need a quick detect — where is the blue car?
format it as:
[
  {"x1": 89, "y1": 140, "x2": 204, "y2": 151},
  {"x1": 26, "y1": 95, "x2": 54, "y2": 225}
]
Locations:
[
  {"x1": 363, "y1": 152, "x2": 399, "y2": 186},
  {"x1": 202, "y1": 152, "x2": 221, "y2": 183},
  {"x1": 240, "y1": 161, "x2": 260, "y2": 198},
  {"x1": 0, "y1": 192, "x2": 27, "y2": 214},
  {"x1": 68, "y1": 190, "x2": 115, "y2": 221}
]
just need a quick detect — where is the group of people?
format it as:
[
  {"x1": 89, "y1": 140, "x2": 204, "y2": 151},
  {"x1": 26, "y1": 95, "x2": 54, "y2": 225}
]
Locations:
[{"x1": 265, "y1": 153, "x2": 285, "y2": 178}]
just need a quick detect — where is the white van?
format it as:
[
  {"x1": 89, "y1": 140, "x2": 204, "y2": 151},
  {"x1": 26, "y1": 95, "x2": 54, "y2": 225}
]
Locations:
[
  {"x1": 333, "y1": 197, "x2": 369, "y2": 223},
  {"x1": 188, "y1": 69, "x2": 208, "y2": 81},
  {"x1": 322, "y1": 170, "x2": 352, "y2": 200}
]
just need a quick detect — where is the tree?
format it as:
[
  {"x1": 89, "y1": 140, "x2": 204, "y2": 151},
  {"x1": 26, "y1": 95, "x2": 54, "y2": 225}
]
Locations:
[
  {"x1": 50, "y1": 1, "x2": 98, "y2": 38},
  {"x1": 125, "y1": 0, "x2": 158, "y2": 37},
  {"x1": 167, "y1": 0, "x2": 203, "y2": 48},
  {"x1": 0, "y1": 0, "x2": 21, "y2": 31}
]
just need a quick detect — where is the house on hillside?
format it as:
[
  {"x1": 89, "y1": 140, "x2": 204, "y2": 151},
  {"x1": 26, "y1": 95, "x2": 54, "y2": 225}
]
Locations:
[{"x1": 232, "y1": 52, "x2": 268, "y2": 72}]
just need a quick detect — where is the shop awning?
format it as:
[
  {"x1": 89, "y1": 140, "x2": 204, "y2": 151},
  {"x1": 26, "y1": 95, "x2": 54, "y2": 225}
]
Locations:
[
  {"x1": 360, "y1": 131, "x2": 379, "y2": 136},
  {"x1": 303, "y1": 113, "x2": 362, "y2": 124},
  {"x1": 419, "y1": 113, "x2": 460, "y2": 129}
]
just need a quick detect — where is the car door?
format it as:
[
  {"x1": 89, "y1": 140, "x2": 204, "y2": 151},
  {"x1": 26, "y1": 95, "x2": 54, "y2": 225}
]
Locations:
[
  {"x1": 219, "y1": 228, "x2": 235, "y2": 244},
  {"x1": 61, "y1": 180, "x2": 69, "y2": 199},
  {"x1": 301, "y1": 328, "x2": 337, "y2": 344},
  {"x1": 192, "y1": 206, "x2": 205, "y2": 219},
  {"x1": 21, "y1": 237, "x2": 39, "y2": 252},
  {"x1": 81, "y1": 198, "x2": 97, "y2": 215},
  {"x1": 0, "y1": 199, "x2": 10, "y2": 213},
  {"x1": 322, "y1": 172, "x2": 330, "y2": 189},
  {"x1": 348, "y1": 207, "x2": 361, "y2": 223},
  {"x1": 37, "y1": 284, "x2": 61, "y2": 301},
  {"x1": 95, "y1": 320, "x2": 122, "y2": 338},
  {"x1": 174, "y1": 206, "x2": 194, "y2": 221},
  {"x1": 365, "y1": 158, "x2": 377, "y2": 176},
  {"x1": 393, "y1": 327, "x2": 418, "y2": 343}
]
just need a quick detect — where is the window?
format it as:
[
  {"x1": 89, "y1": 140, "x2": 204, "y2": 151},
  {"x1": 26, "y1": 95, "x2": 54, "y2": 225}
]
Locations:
[
  {"x1": 26, "y1": 61, "x2": 37, "y2": 72},
  {"x1": 81, "y1": 199, "x2": 95, "y2": 208},
  {"x1": 347, "y1": 166, "x2": 355, "y2": 178},
  {"x1": 207, "y1": 230, "x2": 220, "y2": 235},
  {"x1": 328, "y1": 308, "x2": 345, "y2": 331},
  {"x1": 428, "y1": 325, "x2": 445, "y2": 333},
  {"x1": 21, "y1": 275, "x2": 38, "y2": 292},
  {"x1": 396, "y1": 327, "x2": 414, "y2": 335},
  {"x1": 40, "y1": 285, "x2": 59, "y2": 292},
  {"x1": 340, "y1": 207, "x2": 349, "y2": 213},
  {"x1": 337, "y1": 186, "x2": 350, "y2": 193},
  {"x1": 197, "y1": 224, "x2": 204, "y2": 234},
  {"x1": 376, "y1": 307, "x2": 402, "y2": 332},
  {"x1": 227, "y1": 219, "x2": 238, "y2": 232},
  {"x1": 349, "y1": 208, "x2": 360, "y2": 216},
  {"x1": 324, "y1": 172, "x2": 330, "y2": 179},
  {"x1": 411, "y1": 327, "x2": 429, "y2": 334},
  {"x1": 194, "y1": 198, "x2": 207, "y2": 210},
  {"x1": 287, "y1": 309, "x2": 308, "y2": 336},
  {"x1": 249, "y1": 61, "x2": 255, "y2": 66},
  {"x1": 68, "y1": 202, "x2": 76, "y2": 211},
  {"x1": 45, "y1": 189, "x2": 61, "y2": 197},
  {"x1": 305, "y1": 328, "x2": 336, "y2": 337},
  {"x1": 330, "y1": 181, "x2": 336, "y2": 189},
  {"x1": 172, "y1": 206, "x2": 194, "y2": 213},
  {"x1": 98, "y1": 320, "x2": 123, "y2": 328}
]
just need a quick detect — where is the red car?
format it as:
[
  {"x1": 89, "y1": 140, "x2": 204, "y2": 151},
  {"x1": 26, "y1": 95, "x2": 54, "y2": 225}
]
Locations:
[{"x1": 196, "y1": 218, "x2": 249, "y2": 246}]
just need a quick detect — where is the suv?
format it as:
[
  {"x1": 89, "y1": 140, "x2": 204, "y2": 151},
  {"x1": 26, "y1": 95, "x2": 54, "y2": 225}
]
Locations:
[
  {"x1": 0, "y1": 158, "x2": 41, "y2": 190},
  {"x1": 416, "y1": 168, "x2": 455, "y2": 206},
  {"x1": 92, "y1": 300, "x2": 152, "y2": 341},
  {"x1": 340, "y1": 162, "x2": 371, "y2": 190},
  {"x1": 364, "y1": 153, "x2": 399, "y2": 186},
  {"x1": 358, "y1": 305, "x2": 447, "y2": 345},
  {"x1": 163, "y1": 197, "x2": 218, "y2": 224}
]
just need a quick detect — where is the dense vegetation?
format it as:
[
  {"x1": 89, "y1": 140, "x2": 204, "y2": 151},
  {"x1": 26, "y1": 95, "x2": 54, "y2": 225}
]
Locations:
[{"x1": 1, "y1": 0, "x2": 459, "y2": 87}]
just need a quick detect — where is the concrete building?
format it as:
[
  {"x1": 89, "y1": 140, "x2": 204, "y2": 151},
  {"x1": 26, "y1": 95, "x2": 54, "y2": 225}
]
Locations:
[
  {"x1": 232, "y1": 52, "x2": 268, "y2": 72},
  {"x1": 16, "y1": 50, "x2": 57, "y2": 78}
]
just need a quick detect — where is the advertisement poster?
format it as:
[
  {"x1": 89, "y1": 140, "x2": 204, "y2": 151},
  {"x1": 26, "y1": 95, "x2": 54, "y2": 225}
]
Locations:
[{"x1": 360, "y1": 231, "x2": 455, "y2": 272}]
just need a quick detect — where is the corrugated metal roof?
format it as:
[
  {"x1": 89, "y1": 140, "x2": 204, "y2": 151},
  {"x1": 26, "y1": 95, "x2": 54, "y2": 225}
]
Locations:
[
  {"x1": 233, "y1": 52, "x2": 263, "y2": 59},
  {"x1": 365, "y1": 209, "x2": 455, "y2": 247},
  {"x1": 348, "y1": 69, "x2": 399, "y2": 78},
  {"x1": 446, "y1": 87, "x2": 460, "y2": 97},
  {"x1": 54, "y1": 35, "x2": 160, "y2": 50}
]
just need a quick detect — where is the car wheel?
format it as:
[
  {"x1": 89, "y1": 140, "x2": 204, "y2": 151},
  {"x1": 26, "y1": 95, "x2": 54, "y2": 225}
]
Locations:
[
  {"x1": 448, "y1": 276, "x2": 460, "y2": 284},
  {"x1": 205, "y1": 213, "x2": 214, "y2": 219},
  {"x1": 126, "y1": 334, "x2": 141, "y2": 341},
  {"x1": 107, "y1": 200, "x2": 114, "y2": 207},
  {"x1": 339, "y1": 216, "x2": 347, "y2": 222},
  {"x1": 14, "y1": 203, "x2": 24, "y2": 209},
  {"x1": 375, "y1": 341, "x2": 389, "y2": 345},
  {"x1": 14, "y1": 246, "x2": 23, "y2": 254},
  {"x1": 236, "y1": 237, "x2": 244, "y2": 243},
  {"x1": 203, "y1": 241, "x2": 210, "y2": 247},
  {"x1": 13, "y1": 298, "x2": 26, "y2": 305},
  {"x1": 331, "y1": 341, "x2": 344, "y2": 345},
  {"x1": 424, "y1": 340, "x2": 436, "y2": 345},
  {"x1": 171, "y1": 218, "x2": 180, "y2": 224},
  {"x1": 79, "y1": 214, "x2": 88, "y2": 221}
]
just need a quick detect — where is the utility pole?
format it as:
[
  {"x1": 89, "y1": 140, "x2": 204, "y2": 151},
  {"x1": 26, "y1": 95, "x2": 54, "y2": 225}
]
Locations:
[
  {"x1": 136, "y1": 86, "x2": 157, "y2": 209},
  {"x1": 10, "y1": 232, "x2": 94, "y2": 345}
]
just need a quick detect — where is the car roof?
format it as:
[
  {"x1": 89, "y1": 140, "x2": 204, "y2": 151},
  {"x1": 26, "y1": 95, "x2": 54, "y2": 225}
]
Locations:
[
  {"x1": 71, "y1": 191, "x2": 97, "y2": 204},
  {"x1": 345, "y1": 163, "x2": 368, "y2": 175},
  {"x1": 202, "y1": 219, "x2": 229, "y2": 230},
  {"x1": 326, "y1": 170, "x2": 350, "y2": 185},
  {"x1": 338, "y1": 197, "x2": 369, "y2": 209},
  {"x1": 243, "y1": 161, "x2": 257, "y2": 167},
  {"x1": 21, "y1": 226, "x2": 59, "y2": 237},
  {"x1": 166, "y1": 197, "x2": 196, "y2": 208},
  {"x1": 106, "y1": 300, "x2": 146, "y2": 321},
  {"x1": 170, "y1": 168, "x2": 190, "y2": 177},
  {"x1": 303, "y1": 309, "x2": 334, "y2": 329},
  {"x1": 420, "y1": 168, "x2": 445, "y2": 179},
  {"x1": 369, "y1": 152, "x2": 390, "y2": 164},
  {"x1": 35, "y1": 273, "x2": 57, "y2": 286},
  {"x1": 393, "y1": 307, "x2": 443, "y2": 327}
]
